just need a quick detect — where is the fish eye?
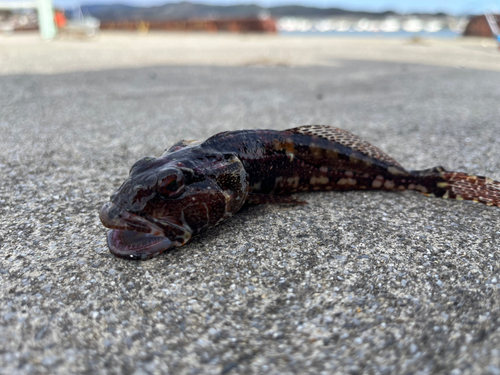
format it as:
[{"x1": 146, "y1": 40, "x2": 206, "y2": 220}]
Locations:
[{"x1": 157, "y1": 171, "x2": 185, "y2": 198}]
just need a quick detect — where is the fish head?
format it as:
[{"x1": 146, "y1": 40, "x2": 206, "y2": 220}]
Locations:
[{"x1": 100, "y1": 150, "x2": 248, "y2": 260}]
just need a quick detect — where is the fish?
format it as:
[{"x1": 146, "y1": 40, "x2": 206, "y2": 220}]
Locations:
[{"x1": 100, "y1": 125, "x2": 500, "y2": 260}]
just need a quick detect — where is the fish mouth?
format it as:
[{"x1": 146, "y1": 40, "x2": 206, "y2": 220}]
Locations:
[
  {"x1": 100, "y1": 202, "x2": 174, "y2": 260},
  {"x1": 107, "y1": 229, "x2": 174, "y2": 260}
]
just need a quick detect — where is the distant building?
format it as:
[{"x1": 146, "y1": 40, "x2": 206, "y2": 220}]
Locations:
[
  {"x1": 463, "y1": 15, "x2": 500, "y2": 37},
  {"x1": 99, "y1": 18, "x2": 277, "y2": 33}
]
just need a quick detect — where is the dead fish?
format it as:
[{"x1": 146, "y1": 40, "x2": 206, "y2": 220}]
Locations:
[{"x1": 100, "y1": 125, "x2": 500, "y2": 260}]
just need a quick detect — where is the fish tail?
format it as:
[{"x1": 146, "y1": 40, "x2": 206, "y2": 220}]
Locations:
[{"x1": 409, "y1": 166, "x2": 500, "y2": 207}]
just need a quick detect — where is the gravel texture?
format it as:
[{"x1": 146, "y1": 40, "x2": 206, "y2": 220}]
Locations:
[{"x1": 1, "y1": 58, "x2": 500, "y2": 374}]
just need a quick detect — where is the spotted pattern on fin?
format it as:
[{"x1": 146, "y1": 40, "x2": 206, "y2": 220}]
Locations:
[
  {"x1": 289, "y1": 125, "x2": 405, "y2": 171},
  {"x1": 441, "y1": 172, "x2": 500, "y2": 207}
]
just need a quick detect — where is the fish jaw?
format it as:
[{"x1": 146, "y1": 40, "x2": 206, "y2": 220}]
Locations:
[
  {"x1": 100, "y1": 202, "x2": 175, "y2": 260},
  {"x1": 106, "y1": 229, "x2": 174, "y2": 260}
]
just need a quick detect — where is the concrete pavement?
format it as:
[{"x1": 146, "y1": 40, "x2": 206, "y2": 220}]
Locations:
[{"x1": 1, "y1": 33, "x2": 500, "y2": 374}]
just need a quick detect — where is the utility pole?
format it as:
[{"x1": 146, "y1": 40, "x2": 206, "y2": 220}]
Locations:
[{"x1": 36, "y1": 0, "x2": 56, "y2": 40}]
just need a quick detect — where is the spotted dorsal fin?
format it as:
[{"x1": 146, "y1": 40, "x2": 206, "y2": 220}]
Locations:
[{"x1": 288, "y1": 125, "x2": 405, "y2": 171}]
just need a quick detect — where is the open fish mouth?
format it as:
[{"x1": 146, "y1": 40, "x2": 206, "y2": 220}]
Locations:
[
  {"x1": 107, "y1": 229, "x2": 174, "y2": 260},
  {"x1": 100, "y1": 202, "x2": 174, "y2": 260}
]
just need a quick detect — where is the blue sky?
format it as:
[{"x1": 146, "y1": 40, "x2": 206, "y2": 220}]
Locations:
[{"x1": 59, "y1": 0, "x2": 497, "y2": 15}]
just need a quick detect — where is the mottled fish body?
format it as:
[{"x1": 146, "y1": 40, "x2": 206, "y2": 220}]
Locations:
[{"x1": 100, "y1": 125, "x2": 500, "y2": 260}]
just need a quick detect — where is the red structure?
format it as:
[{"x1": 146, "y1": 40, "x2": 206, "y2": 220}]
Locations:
[
  {"x1": 463, "y1": 15, "x2": 500, "y2": 37},
  {"x1": 99, "y1": 18, "x2": 277, "y2": 33}
]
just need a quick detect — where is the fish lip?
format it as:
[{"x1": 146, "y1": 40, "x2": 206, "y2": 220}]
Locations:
[
  {"x1": 107, "y1": 229, "x2": 174, "y2": 260},
  {"x1": 100, "y1": 202, "x2": 176, "y2": 259},
  {"x1": 99, "y1": 202, "x2": 164, "y2": 236}
]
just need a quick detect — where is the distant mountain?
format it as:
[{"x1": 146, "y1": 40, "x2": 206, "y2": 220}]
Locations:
[
  {"x1": 81, "y1": 1, "x2": 446, "y2": 21},
  {"x1": 266, "y1": 6, "x2": 397, "y2": 19},
  {"x1": 82, "y1": 2, "x2": 264, "y2": 21}
]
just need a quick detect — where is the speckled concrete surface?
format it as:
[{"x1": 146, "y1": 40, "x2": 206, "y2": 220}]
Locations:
[{"x1": 1, "y1": 60, "x2": 500, "y2": 374}]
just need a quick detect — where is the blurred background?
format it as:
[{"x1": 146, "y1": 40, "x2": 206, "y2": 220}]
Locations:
[{"x1": 0, "y1": 0, "x2": 499, "y2": 40}]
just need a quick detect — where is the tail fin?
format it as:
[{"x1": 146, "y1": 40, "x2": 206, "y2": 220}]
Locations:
[{"x1": 410, "y1": 167, "x2": 500, "y2": 207}]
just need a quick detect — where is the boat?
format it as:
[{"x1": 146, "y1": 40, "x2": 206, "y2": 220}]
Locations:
[
  {"x1": 402, "y1": 18, "x2": 424, "y2": 33},
  {"x1": 380, "y1": 18, "x2": 401, "y2": 32},
  {"x1": 424, "y1": 20, "x2": 443, "y2": 33}
]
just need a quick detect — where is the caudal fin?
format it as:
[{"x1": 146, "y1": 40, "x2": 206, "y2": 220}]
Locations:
[
  {"x1": 439, "y1": 171, "x2": 500, "y2": 206},
  {"x1": 411, "y1": 167, "x2": 500, "y2": 207}
]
